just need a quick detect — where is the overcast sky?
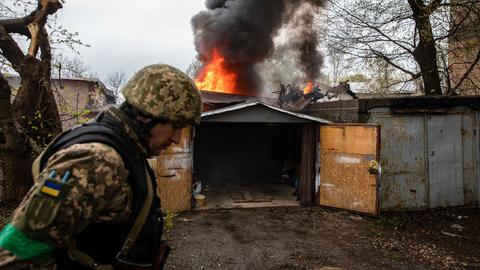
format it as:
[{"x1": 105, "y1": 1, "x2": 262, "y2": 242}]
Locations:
[{"x1": 56, "y1": 0, "x2": 206, "y2": 80}]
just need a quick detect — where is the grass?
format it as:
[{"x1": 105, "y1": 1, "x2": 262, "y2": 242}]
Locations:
[{"x1": 375, "y1": 213, "x2": 412, "y2": 228}]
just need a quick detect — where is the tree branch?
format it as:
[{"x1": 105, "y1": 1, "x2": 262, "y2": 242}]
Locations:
[
  {"x1": 450, "y1": 46, "x2": 480, "y2": 95},
  {"x1": 27, "y1": 0, "x2": 63, "y2": 57},
  {"x1": 332, "y1": 2, "x2": 415, "y2": 54},
  {"x1": 0, "y1": 10, "x2": 37, "y2": 37},
  {"x1": 426, "y1": 0, "x2": 442, "y2": 15},
  {"x1": 0, "y1": 24, "x2": 26, "y2": 72},
  {"x1": 364, "y1": 41, "x2": 418, "y2": 77}
]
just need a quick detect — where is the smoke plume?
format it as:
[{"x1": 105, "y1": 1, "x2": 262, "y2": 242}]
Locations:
[{"x1": 191, "y1": 0, "x2": 325, "y2": 95}]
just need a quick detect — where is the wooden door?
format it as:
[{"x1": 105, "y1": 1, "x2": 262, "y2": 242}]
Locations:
[{"x1": 319, "y1": 124, "x2": 380, "y2": 215}]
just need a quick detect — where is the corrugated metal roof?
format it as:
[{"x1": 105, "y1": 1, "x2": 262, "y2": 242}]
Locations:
[{"x1": 202, "y1": 101, "x2": 331, "y2": 123}]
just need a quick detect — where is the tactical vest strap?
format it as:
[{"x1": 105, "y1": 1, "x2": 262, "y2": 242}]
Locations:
[
  {"x1": 117, "y1": 166, "x2": 154, "y2": 259},
  {"x1": 31, "y1": 155, "x2": 41, "y2": 182}
]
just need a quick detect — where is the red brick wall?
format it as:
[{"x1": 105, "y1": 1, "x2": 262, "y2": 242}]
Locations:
[{"x1": 448, "y1": 1, "x2": 480, "y2": 95}]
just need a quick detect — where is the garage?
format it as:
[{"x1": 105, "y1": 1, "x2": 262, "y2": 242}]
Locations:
[
  {"x1": 192, "y1": 102, "x2": 329, "y2": 209},
  {"x1": 156, "y1": 99, "x2": 381, "y2": 216}
]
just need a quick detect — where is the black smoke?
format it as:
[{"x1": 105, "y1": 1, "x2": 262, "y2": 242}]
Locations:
[{"x1": 191, "y1": 0, "x2": 325, "y2": 95}]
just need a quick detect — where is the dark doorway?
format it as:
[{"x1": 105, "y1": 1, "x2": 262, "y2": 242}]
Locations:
[{"x1": 193, "y1": 122, "x2": 303, "y2": 209}]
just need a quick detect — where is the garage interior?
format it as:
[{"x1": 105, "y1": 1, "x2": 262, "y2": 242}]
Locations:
[
  {"x1": 194, "y1": 122, "x2": 302, "y2": 209},
  {"x1": 192, "y1": 102, "x2": 326, "y2": 209}
]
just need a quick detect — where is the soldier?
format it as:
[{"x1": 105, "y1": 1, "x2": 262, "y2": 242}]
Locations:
[{"x1": 0, "y1": 64, "x2": 202, "y2": 269}]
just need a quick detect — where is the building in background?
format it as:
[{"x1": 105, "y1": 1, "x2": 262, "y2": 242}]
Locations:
[
  {"x1": 6, "y1": 76, "x2": 116, "y2": 129},
  {"x1": 448, "y1": 0, "x2": 480, "y2": 95}
]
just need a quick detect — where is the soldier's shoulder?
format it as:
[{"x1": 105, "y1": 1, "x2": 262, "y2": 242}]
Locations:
[{"x1": 49, "y1": 142, "x2": 124, "y2": 165}]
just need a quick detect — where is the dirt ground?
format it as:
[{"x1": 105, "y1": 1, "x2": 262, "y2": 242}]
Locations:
[
  {"x1": 164, "y1": 207, "x2": 480, "y2": 270},
  {"x1": 0, "y1": 201, "x2": 16, "y2": 229}
]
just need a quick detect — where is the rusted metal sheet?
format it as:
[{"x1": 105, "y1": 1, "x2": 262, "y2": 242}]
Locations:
[
  {"x1": 427, "y1": 115, "x2": 464, "y2": 208},
  {"x1": 299, "y1": 124, "x2": 317, "y2": 206},
  {"x1": 155, "y1": 127, "x2": 193, "y2": 212},
  {"x1": 369, "y1": 113, "x2": 428, "y2": 210},
  {"x1": 306, "y1": 99, "x2": 480, "y2": 210},
  {"x1": 477, "y1": 112, "x2": 480, "y2": 208},
  {"x1": 473, "y1": 112, "x2": 480, "y2": 207},
  {"x1": 319, "y1": 124, "x2": 379, "y2": 215},
  {"x1": 462, "y1": 114, "x2": 478, "y2": 205},
  {"x1": 202, "y1": 102, "x2": 331, "y2": 123}
]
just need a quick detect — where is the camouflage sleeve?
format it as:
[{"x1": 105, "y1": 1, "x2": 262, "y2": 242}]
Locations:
[{"x1": 10, "y1": 143, "x2": 132, "y2": 249}]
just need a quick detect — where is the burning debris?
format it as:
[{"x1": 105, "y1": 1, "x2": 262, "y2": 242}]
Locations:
[
  {"x1": 191, "y1": 0, "x2": 325, "y2": 96},
  {"x1": 275, "y1": 83, "x2": 324, "y2": 110},
  {"x1": 274, "y1": 82, "x2": 360, "y2": 110}
]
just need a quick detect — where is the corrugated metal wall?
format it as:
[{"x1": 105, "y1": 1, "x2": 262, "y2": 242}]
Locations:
[{"x1": 368, "y1": 108, "x2": 479, "y2": 210}]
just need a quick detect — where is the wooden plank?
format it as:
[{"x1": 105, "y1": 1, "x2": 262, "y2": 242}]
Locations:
[
  {"x1": 161, "y1": 127, "x2": 192, "y2": 155},
  {"x1": 154, "y1": 126, "x2": 194, "y2": 213},
  {"x1": 320, "y1": 125, "x2": 377, "y2": 155},
  {"x1": 155, "y1": 152, "x2": 192, "y2": 212},
  {"x1": 319, "y1": 125, "x2": 379, "y2": 215},
  {"x1": 319, "y1": 152, "x2": 377, "y2": 214}
]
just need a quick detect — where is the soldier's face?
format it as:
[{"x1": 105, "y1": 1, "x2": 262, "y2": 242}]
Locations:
[{"x1": 147, "y1": 122, "x2": 183, "y2": 156}]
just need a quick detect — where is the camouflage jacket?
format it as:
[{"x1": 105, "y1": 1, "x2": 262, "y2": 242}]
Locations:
[{"x1": 0, "y1": 107, "x2": 150, "y2": 269}]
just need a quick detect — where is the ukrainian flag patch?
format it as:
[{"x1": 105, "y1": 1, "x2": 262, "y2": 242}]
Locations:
[{"x1": 40, "y1": 180, "x2": 62, "y2": 197}]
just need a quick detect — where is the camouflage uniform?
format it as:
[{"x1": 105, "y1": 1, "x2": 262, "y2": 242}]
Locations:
[
  {"x1": 0, "y1": 108, "x2": 145, "y2": 269},
  {"x1": 0, "y1": 64, "x2": 202, "y2": 269}
]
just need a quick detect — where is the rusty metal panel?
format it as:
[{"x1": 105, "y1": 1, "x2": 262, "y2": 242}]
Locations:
[
  {"x1": 319, "y1": 125, "x2": 379, "y2": 215},
  {"x1": 463, "y1": 114, "x2": 478, "y2": 205},
  {"x1": 477, "y1": 112, "x2": 480, "y2": 208},
  {"x1": 428, "y1": 115, "x2": 464, "y2": 208},
  {"x1": 370, "y1": 115, "x2": 428, "y2": 210},
  {"x1": 155, "y1": 127, "x2": 193, "y2": 212}
]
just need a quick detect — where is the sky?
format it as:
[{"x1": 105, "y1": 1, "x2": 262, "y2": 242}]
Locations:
[{"x1": 56, "y1": 0, "x2": 206, "y2": 80}]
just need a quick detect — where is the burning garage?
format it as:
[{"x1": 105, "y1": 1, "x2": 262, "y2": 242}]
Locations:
[
  {"x1": 155, "y1": 0, "x2": 474, "y2": 215},
  {"x1": 152, "y1": 0, "x2": 384, "y2": 215},
  {"x1": 153, "y1": 91, "x2": 383, "y2": 216}
]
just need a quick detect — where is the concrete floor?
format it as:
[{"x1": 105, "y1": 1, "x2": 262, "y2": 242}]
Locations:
[{"x1": 194, "y1": 182, "x2": 300, "y2": 210}]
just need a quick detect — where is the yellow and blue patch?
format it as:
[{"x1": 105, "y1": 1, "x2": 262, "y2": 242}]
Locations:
[{"x1": 40, "y1": 180, "x2": 62, "y2": 197}]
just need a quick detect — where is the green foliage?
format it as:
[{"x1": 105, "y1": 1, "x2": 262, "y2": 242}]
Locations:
[
  {"x1": 164, "y1": 211, "x2": 175, "y2": 233},
  {"x1": 375, "y1": 213, "x2": 411, "y2": 227},
  {"x1": 72, "y1": 109, "x2": 91, "y2": 117}
]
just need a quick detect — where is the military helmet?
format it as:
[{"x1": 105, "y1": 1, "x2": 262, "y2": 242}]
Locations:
[{"x1": 122, "y1": 64, "x2": 202, "y2": 125}]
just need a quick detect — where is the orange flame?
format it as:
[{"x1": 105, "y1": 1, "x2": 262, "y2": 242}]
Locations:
[
  {"x1": 303, "y1": 82, "x2": 314, "y2": 94},
  {"x1": 195, "y1": 50, "x2": 238, "y2": 94}
]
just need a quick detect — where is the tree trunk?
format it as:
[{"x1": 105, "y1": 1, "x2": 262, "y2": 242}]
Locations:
[
  {"x1": 13, "y1": 55, "x2": 62, "y2": 149},
  {"x1": 408, "y1": 0, "x2": 443, "y2": 95},
  {"x1": 0, "y1": 1, "x2": 63, "y2": 204},
  {"x1": 0, "y1": 74, "x2": 33, "y2": 204}
]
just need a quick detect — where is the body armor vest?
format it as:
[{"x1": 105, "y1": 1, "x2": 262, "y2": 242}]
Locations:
[{"x1": 39, "y1": 112, "x2": 162, "y2": 269}]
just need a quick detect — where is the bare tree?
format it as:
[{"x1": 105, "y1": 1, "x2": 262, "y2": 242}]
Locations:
[
  {"x1": 185, "y1": 57, "x2": 202, "y2": 78},
  {"x1": 53, "y1": 54, "x2": 92, "y2": 78},
  {"x1": 323, "y1": 0, "x2": 480, "y2": 95},
  {"x1": 106, "y1": 69, "x2": 127, "y2": 103},
  {"x1": 0, "y1": 0, "x2": 63, "y2": 203}
]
